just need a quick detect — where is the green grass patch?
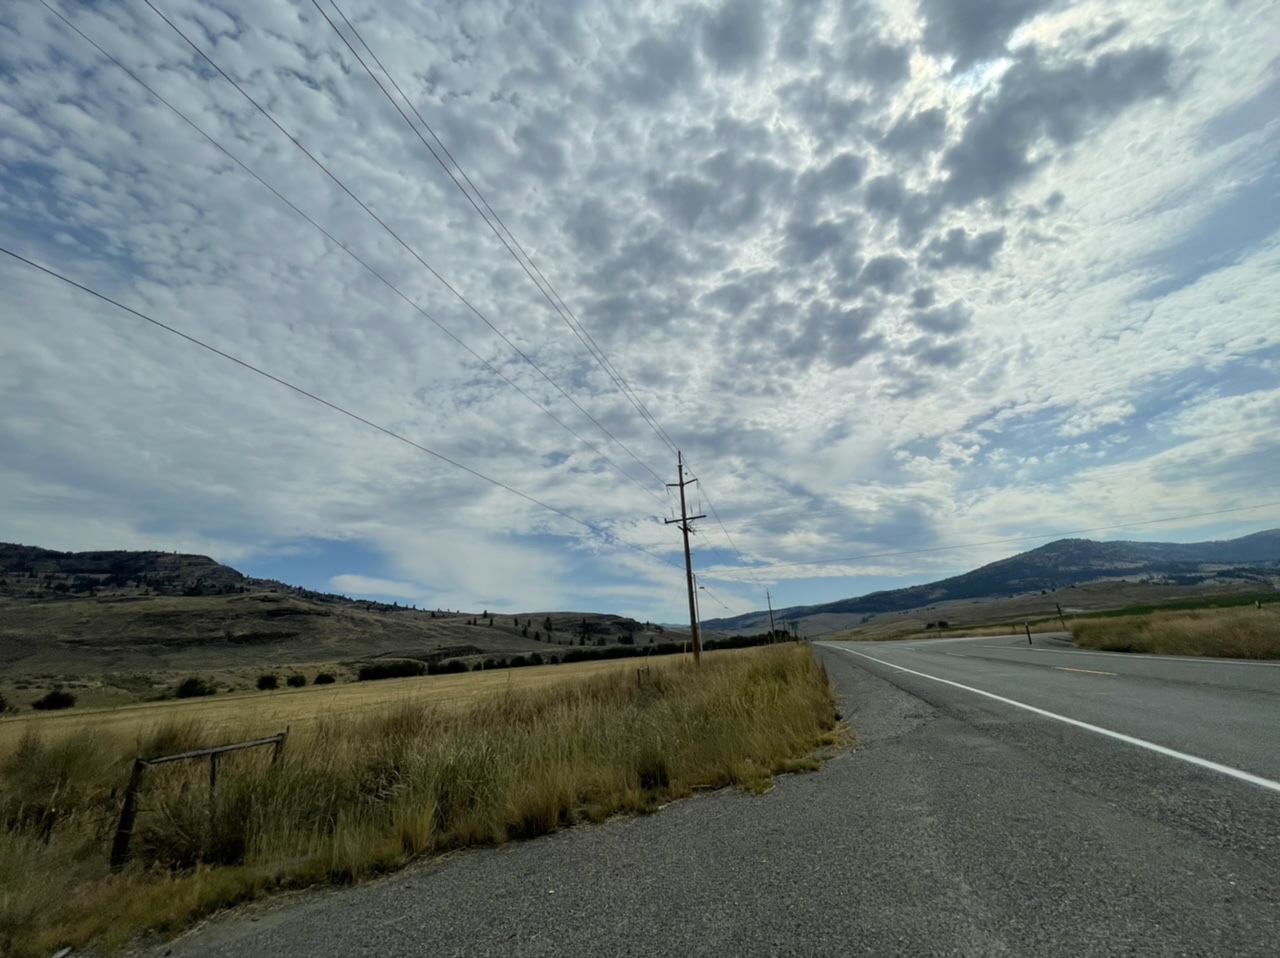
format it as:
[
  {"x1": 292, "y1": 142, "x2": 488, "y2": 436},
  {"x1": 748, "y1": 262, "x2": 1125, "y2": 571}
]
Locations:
[{"x1": 0, "y1": 644, "x2": 837, "y2": 956}]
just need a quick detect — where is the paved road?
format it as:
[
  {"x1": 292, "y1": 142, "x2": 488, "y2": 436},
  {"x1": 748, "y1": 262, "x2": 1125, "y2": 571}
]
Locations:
[
  {"x1": 154, "y1": 640, "x2": 1280, "y2": 957},
  {"x1": 831, "y1": 632, "x2": 1280, "y2": 783}
]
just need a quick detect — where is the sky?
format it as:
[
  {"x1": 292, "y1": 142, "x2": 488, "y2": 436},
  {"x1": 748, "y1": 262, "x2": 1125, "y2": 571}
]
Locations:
[{"x1": 2, "y1": 0, "x2": 1278, "y2": 623}]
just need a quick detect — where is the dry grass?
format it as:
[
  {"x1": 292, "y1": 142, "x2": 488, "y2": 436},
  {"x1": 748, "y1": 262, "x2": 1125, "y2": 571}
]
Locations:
[
  {"x1": 0, "y1": 654, "x2": 693, "y2": 756},
  {"x1": 1071, "y1": 605, "x2": 1280, "y2": 658},
  {"x1": 0, "y1": 644, "x2": 838, "y2": 957}
]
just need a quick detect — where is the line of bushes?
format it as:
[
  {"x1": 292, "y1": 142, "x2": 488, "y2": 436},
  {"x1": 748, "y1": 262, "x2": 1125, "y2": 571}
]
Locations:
[{"x1": 355, "y1": 633, "x2": 782, "y2": 681}]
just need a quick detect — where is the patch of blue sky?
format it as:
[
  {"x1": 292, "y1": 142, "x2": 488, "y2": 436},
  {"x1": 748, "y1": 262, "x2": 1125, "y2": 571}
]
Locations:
[
  {"x1": 237, "y1": 536, "x2": 390, "y2": 594},
  {"x1": 1134, "y1": 152, "x2": 1280, "y2": 301},
  {"x1": 948, "y1": 348, "x2": 1280, "y2": 491},
  {"x1": 0, "y1": 162, "x2": 140, "y2": 273}
]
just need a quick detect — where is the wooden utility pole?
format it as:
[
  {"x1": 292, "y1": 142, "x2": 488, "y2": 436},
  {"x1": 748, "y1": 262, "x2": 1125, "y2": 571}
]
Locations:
[
  {"x1": 766, "y1": 589, "x2": 777, "y2": 641},
  {"x1": 666, "y1": 451, "x2": 706, "y2": 663}
]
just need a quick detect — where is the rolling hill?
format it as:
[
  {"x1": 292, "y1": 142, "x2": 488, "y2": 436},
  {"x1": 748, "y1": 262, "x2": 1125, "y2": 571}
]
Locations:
[
  {"x1": 702, "y1": 530, "x2": 1280, "y2": 633},
  {"x1": 0, "y1": 543, "x2": 684, "y2": 686}
]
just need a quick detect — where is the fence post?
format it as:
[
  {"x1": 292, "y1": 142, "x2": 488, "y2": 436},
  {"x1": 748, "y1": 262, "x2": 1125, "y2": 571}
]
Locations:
[
  {"x1": 109, "y1": 759, "x2": 149, "y2": 873},
  {"x1": 273, "y1": 726, "x2": 289, "y2": 764}
]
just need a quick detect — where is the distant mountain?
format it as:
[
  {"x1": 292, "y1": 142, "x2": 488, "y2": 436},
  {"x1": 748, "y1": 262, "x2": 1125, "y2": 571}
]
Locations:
[
  {"x1": 702, "y1": 529, "x2": 1280, "y2": 631},
  {"x1": 0, "y1": 542, "x2": 397, "y2": 609}
]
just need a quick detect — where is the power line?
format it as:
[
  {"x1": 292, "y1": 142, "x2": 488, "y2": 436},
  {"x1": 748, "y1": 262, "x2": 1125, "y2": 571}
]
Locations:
[
  {"x1": 316, "y1": 0, "x2": 680, "y2": 457},
  {"x1": 704, "y1": 501, "x2": 1280, "y2": 579},
  {"x1": 136, "y1": 0, "x2": 669, "y2": 489},
  {"x1": 1, "y1": 245, "x2": 684, "y2": 573},
  {"x1": 32, "y1": 0, "x2": 666, "y2": 508}
]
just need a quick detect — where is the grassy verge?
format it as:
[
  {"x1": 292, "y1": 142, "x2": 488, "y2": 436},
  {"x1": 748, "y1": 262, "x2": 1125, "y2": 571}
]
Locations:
[
  {"x1": 1071, "y1": 605, "x2": 1280, "y2": 658},
  {"x1": 1, "y1": 644, "x2": 838, "y2": 956}
]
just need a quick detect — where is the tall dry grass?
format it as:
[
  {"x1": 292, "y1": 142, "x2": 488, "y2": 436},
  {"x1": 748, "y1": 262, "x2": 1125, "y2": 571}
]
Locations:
[
  {"x1": 0, "y1": 644, "x2": 838, "y2": 956},
  {"x1": 1071, "y1": 605, "x2": 1280, "y2": 658}
]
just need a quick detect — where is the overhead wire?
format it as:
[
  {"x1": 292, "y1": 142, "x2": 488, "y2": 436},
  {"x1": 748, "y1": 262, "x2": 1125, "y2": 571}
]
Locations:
[
  {"x1": 316, "y1": 0, "x2": 681, "y2": 457},
  {"x1": 306, "y1": 0, "x2": 767, "y2": 608},
  {"x1": 136, "y1": 0, "x2": 670, "y2": 490},
  {"x1": 34, "y1": 0, "x2": 666, "y2": 508},
  {"x1": 1, "y1": 246, "x2": 684, "y2": 572}
]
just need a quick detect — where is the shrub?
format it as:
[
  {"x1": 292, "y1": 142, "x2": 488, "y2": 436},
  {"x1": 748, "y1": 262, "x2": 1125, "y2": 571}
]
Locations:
[
  {"x1": 31, "y1": 688, "x2": 76, "y2": 711},
  {"x1": 426, "y1": 659, "x2": 468, "y2": 675},
  {"x1": 286, "y1": 674, "x2": 306, "y2": 688},
  {"x1": 357, "y1": 660, "x2": 426, "y2": 681},
  {"x1": 313, "y1": 672, "x2": 336, "y2": 685},
  {"x1": 256, "y1": 674, "x2": 279, "y2": 691},
  {"x1": 175, "y1": 677, "x2": 216, "y2": 698}
]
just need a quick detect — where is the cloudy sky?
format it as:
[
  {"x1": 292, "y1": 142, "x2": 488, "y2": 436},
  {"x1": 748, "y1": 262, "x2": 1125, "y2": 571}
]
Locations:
[{"x1": 2, "y1": 0, "x2": 1278, "y2": 622}]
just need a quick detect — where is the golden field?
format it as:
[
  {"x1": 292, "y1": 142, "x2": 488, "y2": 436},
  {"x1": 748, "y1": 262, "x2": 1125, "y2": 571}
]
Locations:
[{"x1": 0, "y1": 644, "x2": 839, "y2": 957}]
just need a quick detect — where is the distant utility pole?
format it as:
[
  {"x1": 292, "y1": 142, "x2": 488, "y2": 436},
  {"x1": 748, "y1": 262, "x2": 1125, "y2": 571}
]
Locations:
[
  {"x1": 666, "y1": 451, "x2": 706, "y2": 663},
  {"x1": 766, "y1": 589, "x2": 777, "y2": 641}
]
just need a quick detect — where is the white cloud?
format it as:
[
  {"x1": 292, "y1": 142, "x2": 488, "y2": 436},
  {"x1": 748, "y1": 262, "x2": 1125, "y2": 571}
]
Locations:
[
  {"x1": 1, "y1": 0, "x2": 1277, "y2": 620},
  {"x1": 328, "y1": 574, "x2": 421, "y2": 600}
]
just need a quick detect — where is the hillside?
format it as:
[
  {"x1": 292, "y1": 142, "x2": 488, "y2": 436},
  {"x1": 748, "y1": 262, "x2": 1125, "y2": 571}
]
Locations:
[
  {"x1": 0, "y1": 544, "x2": 685, "y2": 686},
  {"x1": 703, "y1": 530, "x2": 1280, "y2": 632}
]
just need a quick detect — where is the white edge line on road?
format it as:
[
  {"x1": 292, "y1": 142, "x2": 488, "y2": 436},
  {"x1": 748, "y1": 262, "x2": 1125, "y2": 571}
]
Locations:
[
  {"x1": 823, "y1": 644, "x2": 1280, "y2": 795},
  {"x1": 1054, "y1": 666, "x2": 1116, "y2": 676}
]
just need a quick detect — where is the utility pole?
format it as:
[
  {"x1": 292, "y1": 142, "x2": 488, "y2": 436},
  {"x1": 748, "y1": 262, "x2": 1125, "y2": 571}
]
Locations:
[
  {"x1": 666, "y1": 451, "x2": 706, "y2": 663},
  {"x1": 766, "y1": 589, "x2": 777, "y2": 642}
]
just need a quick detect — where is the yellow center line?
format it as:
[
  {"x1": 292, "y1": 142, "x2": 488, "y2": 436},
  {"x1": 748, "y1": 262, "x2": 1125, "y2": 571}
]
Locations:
[{"x1": 1054, "y1": 666, "x2": 1116, "y2": 676}]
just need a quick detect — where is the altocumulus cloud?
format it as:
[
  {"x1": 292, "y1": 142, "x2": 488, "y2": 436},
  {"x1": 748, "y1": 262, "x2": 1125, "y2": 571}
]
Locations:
[{"x1": 0, "y1": 0, "x2": 1277, "y2": 619}]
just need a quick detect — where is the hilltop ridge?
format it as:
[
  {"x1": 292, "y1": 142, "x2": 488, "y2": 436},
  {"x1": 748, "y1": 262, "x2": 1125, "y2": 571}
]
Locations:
[{"x1": 703, "y1": 530, "x2": 1280, "y2": 632}]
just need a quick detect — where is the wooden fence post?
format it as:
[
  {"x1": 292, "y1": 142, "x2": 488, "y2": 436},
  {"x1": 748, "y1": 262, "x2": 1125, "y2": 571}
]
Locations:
[{"x1": 109, "y1": 759, "x2": 149, "y2": 873}]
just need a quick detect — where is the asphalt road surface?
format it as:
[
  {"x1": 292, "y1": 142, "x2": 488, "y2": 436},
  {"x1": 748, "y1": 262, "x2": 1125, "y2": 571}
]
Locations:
[{"x1": 154, "y1": 637, "x2": 1280, "y2": 957}]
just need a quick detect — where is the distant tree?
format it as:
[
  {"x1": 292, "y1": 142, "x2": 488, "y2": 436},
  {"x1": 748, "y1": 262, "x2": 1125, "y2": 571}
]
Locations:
[
  {"x1": 482, "y1": 609, "x2": 489, "y2": 618},
  {"x1": 256, "y1": 673, "x2": 279, "y2": 691},
  {"x1": 544, "y1": 616, "x2": 553, "y2": 632},
  {"x1": 488, "y1": 617, "x2": 493, "y2": 627},
  {"x1": 286, "y1": 674, "x2": 306, "y2": 688},
  {"x1": 313, "y1": 672, "x2": 336, "y2": 685},
  {"x1": 358, "y1": 661, "x2": 426, "y2": 681},
  {"x1": 513, "y1": 617, "x2": 519, "y2": 627},
  {"x1": 522, "y1": 625, "x2": 529, "y2": 637},
  {"x1": 32, "y1": 688, "x2": 76, "y2": 711},
  {"x1": 530, "y1": 652, "x2": 543, "y2": 666},
  {"x1": 534, "y1": 631, "x2": 541, "y2": 641},
  {"x1": 176, "y1": 676, "x2": 216, "y2": 698},
  {"x1": 0, "y1": 692, "x2": 8, "y2": 713},
  {"x1": 578, "y1": 636, "x2": 585, "y2": 646}
]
